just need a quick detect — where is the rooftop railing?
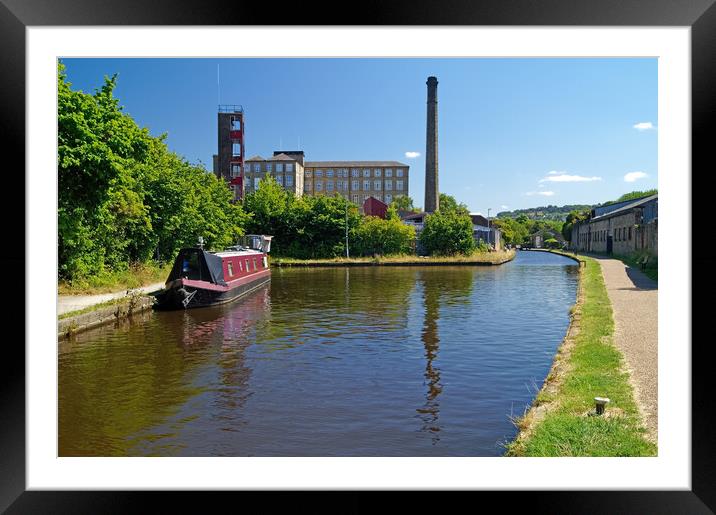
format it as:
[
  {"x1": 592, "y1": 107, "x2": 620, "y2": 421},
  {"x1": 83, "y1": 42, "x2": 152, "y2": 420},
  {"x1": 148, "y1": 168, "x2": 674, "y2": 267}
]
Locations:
[{"x1": 218, "y1": 104, "x2": 244, "y2": 113}]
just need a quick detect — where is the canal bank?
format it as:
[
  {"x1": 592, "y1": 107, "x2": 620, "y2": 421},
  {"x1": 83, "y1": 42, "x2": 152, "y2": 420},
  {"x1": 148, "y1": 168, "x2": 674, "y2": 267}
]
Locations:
[
  {"x1": 273, "y1": 249, "x2": 515, "y2": 267},
  {"x1": 506, "y1": 250, "x2": 656, "y2": 456}
]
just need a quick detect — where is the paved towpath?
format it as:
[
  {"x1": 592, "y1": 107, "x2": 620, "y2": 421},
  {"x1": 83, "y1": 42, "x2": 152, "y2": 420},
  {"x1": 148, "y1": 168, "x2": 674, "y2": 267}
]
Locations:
[
  {"x1": 587, "y1": 255, "x2": 658, "y2": 442},
  {"x1": 58, "y1": 282, "x2": 165, "y2": 316}
]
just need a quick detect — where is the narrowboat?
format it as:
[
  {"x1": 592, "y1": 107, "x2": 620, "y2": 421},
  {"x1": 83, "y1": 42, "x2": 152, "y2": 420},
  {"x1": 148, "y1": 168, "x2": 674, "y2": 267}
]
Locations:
[{"x1": 154, "y1": 235, "x2": 272, "y2": 310}]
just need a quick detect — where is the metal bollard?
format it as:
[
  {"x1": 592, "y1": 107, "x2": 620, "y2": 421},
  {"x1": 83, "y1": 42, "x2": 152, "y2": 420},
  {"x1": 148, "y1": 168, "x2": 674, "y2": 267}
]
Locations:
[{"x1": 594, "y1": 397, "x2": 610, "y2": 415}]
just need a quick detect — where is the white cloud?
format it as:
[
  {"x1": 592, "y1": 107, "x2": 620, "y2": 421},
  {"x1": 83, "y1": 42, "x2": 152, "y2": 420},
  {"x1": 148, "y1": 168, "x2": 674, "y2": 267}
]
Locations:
[
  {"x1": 539, "y1": 173, "x2": 602, "y2": 183},
  {"x1": 624, "y1": 171, "x2": 648, "y2": 182},
  {"x1": 633, "y1": 122, "x2": 655, "y2": 131},
  {"x1": 526, "y1": 191, "x2": 555, "y2": 197},
  {"x1": 500, "y1": 205, "x2": 508, "y2": 209},
  {"x1": 404, "y1": 151, "x2": 420, "y2": 158}
]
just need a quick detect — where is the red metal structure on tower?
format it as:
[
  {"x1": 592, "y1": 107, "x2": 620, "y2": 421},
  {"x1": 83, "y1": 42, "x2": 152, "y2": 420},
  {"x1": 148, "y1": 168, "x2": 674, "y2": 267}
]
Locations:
[{"x1": 216, "y1": 105, "x2": 246, "y2": 201}]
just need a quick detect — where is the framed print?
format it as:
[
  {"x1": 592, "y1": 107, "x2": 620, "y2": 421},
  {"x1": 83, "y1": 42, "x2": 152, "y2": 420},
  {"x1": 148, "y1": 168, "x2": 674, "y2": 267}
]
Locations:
[{"x1": 3, "y1": 0, "x2": 714, "y2": 512}]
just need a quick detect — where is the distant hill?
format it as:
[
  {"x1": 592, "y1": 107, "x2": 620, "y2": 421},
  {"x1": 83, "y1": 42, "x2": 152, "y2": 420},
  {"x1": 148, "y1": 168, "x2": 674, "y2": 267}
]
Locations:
[
  {"x1": 497, "y1": 189, "x2": 657, "y2": 222},
  {"x1": 496, "y1": 204, "x2": 594, "y2": 222}
]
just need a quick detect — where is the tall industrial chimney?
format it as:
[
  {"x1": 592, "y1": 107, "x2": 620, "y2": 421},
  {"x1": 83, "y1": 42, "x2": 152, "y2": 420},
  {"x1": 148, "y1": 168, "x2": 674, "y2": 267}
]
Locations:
[{"x1": 425, "y1": 76, "x2": 439, "y2": 213}]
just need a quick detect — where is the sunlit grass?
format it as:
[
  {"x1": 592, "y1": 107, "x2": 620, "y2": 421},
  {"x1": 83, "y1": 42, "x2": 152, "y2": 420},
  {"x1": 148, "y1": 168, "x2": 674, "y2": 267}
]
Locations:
[
  {"x1": 272, "y1": 249, "x2": 515, "y2": 266},
  {"x1": 506, "y1": 253, "x2": 656, "y2": 457},
  {"x1": 58, "y1": 261, "x2": 172, "y2": 295}
]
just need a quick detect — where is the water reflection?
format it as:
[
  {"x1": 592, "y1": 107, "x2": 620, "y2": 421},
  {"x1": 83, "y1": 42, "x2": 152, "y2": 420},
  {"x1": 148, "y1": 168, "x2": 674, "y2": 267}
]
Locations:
[
  {"x1": 415, "y1": 268, "x2": 475, "y2": 444},
  {"x1": 59, "y1": 252, "x2": 578, "y2": 456}
]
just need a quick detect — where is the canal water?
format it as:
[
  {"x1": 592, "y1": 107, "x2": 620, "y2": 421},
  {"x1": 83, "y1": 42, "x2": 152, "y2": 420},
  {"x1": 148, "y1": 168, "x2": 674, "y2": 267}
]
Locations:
[{"x1": 58, "y1": 250, "x2": 579, "y2": 456}]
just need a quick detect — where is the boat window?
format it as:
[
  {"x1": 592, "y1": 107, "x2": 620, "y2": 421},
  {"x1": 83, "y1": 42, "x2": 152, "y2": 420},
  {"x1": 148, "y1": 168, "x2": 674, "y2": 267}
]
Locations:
[
  {"x1": 239, "y1": 260, "x2": 243, "y2": 272},
  {"x1": 227, "y1": 262, "x2": 234, "y2": 277},
  {"x1": 181, "y1": 251, "x2": 202, "y2": 280},
  {"x1": 245, "y1": 260, "x2": 250, "y2": 272},
  {"x1": 253, "y1": 259, "x2": 257, "y2": 271}
]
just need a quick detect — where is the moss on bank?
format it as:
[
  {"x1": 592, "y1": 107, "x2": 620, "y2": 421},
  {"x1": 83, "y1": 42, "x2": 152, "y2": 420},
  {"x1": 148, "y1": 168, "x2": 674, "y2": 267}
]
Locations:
[{"x1": 506, "y1": 251, "x2": 656, "y2": 457}]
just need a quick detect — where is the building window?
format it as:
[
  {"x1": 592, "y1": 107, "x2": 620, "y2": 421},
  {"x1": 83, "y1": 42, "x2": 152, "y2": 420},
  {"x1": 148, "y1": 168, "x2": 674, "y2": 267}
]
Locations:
[
  {"x1": 397, "y1": 169, "x2": 404, "y2": 177},
  {"x1": 231, "y1": 116, "x2": 241, "y2": 130},
  {"x1": 315, "y1": 170, "x2": 323, "y2": 177},
  {"x1": 386, "y1": 169, "x2": 393, "y2": 177},
  {"x1": 232, "y1": 143, "x2": 241, "y2": 156},
  {"x1": 274, "y1": 163, "x2": 282, "y2": 173},
  {"x1": 363, "y1": 169, "x2": 371, "y2": 177},
  {"x1": 396, "y1": 180, "x2": 404, "y2": 190},
  {"x1": 628, "y1": 227, "x2": 632, "y2": 240},
  {"x1": 326, "y1": 181, "x2": 334, "y2": 191},
  {"x1": 385, "y1": 194, "x2": 393, "y2": 203},
  {"x1": 286, "y1": 163, "x2": 294, "y2": 172},
  {"x1": 352, "y1": 194, "x2": 359, "y2": 203},
  {"x1": 316, "y1": 182, "x2": 323, "y2": 191},
  {"x1": 305, "y1": 170, "x2": 312, "y2": 177},
  {"x1": 363, "y1": 180, "x2": 370, "y2": 191},
  {"x1": 341, "y1": 168, "x2": 348, "y2": 177},
  {"x1": 304, "y1": 182, "x2": 311, "y2": 191},
  {"x1": 385, "y1": 180, "x2": 393, "y2": 190},
  {"x1": 351, "y1": 168, "x2": 359, "y2": 177},
  {"x1": 326, "y1": 169, "x2": 334, "y2": 177},
  {"x1": 374, "y1": 180, "x2": 382, "y2": 190},
  {"x1": 276, "y1": 176, "x2": 284, "y2": 186},
  {"x1": 374, "y1": 169, "x2": 382, "y2": 177},
  {"x1": 286, "y1": 175, "x2": 293, "y2": 187},
  {"x1": 231, "y1": 164, "x2": 241, "y2": 177},
  {"x1": 253, "y1": 164, "x2": 261, "y2": 172},
  {"x1": 265, "y1": 163, "x2": 272, "y2": 172},
  {"x1": 254, "y1": 178, "x2": 260, "y2": 189},
  {"x1": 375, "y1": 194, "x2": 382, "y2": 201},
  {"x1": 352, "y1": 180, "x2": 359, "y2": 190}
]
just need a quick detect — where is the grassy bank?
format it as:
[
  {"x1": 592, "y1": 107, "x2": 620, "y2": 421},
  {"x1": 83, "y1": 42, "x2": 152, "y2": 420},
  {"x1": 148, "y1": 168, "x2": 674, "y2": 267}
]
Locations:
[
  {"x1": 613, "y1": 253, "x2": 658, "y2": 283},
  {"x1": 506, "y1": 252, "x2": 656, "y2": 456},
  {"x1": 58, "y1": 261, "x2": 172, "y2": 295},
  {"x1": 272, "y1": 249, "x2": 515, "y2": 267}
]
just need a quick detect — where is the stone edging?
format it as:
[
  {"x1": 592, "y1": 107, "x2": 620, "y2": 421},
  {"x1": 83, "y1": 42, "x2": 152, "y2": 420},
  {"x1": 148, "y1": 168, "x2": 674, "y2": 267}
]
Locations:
[{"x1": 57, "y1": 295, "x2": 155, "y2": 340}]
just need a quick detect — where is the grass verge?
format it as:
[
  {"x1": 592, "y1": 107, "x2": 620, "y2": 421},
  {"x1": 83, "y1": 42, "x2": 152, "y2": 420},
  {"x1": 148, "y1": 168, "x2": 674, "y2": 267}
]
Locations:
[
  {"x1": 612, "y1": 253, "x2": 658, "y2": 283},
  {"x1": 58, "y1": 261, "x2": 172, "y2": 295},
  {"x1": 505, "y1": 251, "x2": 656, "y2": 456},
  {"x1": 272, "y1": 249, "x2": 515, "y2": 267}
]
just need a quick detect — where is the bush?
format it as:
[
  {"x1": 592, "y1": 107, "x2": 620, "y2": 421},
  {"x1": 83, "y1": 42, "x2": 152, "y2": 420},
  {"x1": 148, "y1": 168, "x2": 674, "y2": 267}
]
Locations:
[
  {"x1": 544, "y1": 238, "x2": 560, "y2": 249},
  {"x1": 353, "y1": 216, "x2": 415, "y2": 256},
  {"x1": 419, "y1": 211, "x2": 476, "y2": 256}
]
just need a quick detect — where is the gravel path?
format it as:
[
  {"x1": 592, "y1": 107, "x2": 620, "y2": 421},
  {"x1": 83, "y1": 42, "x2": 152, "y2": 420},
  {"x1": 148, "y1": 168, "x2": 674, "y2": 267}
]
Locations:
[
  {"x1": 589, "y1": 255, "x2": 658, "y2": 442},
  {"x1": 58, "y1": 282, "x2": 165, "y2": 316}
]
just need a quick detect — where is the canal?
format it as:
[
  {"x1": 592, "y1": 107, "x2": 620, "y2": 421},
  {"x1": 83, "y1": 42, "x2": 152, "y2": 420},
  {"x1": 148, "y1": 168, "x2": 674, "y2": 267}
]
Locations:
[{"x1": 58, "y1": 250, "x2": 579, "y2": 456}]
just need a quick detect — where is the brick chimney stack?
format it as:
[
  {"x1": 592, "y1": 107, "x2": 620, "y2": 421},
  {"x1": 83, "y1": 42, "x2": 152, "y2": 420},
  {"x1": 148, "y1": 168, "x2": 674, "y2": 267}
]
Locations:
[{"x1": 425, "y1": 76, "x2": 439, "y2": 213}]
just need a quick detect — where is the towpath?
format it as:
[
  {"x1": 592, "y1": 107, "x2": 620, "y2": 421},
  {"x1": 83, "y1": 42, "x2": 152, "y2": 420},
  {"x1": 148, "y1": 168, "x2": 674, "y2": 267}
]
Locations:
[
  {"x1": 58, "y1": 282, "x2": 165, "y2": 316},
  {"x1": 587, "y1": 255, "x2": 658, "y2": 442}
]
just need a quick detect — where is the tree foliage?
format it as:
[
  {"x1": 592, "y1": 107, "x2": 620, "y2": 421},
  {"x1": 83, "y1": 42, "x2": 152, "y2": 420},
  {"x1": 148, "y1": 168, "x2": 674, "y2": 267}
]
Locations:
[
  {"x1": 390, "y1": 195, "x2": 419, "y2": 214},
  {"x1": 438, "y1": 193, "x2": 470, "y2": 215},
  {"x1": 353, "y1": 216, "x2": 415, "y2": 256},
  {"x1": 58, "y1": 62, "x2": 246, "y2": 280},
  {"x1": 418, "y1": 211, "x2": 475, "y2": 256}
]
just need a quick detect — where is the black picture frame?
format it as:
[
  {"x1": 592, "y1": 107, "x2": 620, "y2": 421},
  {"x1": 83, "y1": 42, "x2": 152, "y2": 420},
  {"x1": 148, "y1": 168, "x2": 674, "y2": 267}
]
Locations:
[{"x1": 3, "y1": 0, "x2": 712, "y2": 512}]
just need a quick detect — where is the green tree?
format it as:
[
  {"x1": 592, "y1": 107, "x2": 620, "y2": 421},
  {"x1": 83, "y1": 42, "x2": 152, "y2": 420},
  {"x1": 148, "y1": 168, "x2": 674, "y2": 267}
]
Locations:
[
  {"x1": 353, "y1": 216, "x2": 415, "y2": 256},
  {"x1": 58, "y1": 62, "x2": 245, "y2": 279},
  {"x1": 419, "y1": 211, "x2": 475, "y2": 256},
  {"x1": 438, "y1": 193, "x2": 470, "y2": 215},
  {"x1": 390, "y1": 195, "x2": 418, "y2": 214}
]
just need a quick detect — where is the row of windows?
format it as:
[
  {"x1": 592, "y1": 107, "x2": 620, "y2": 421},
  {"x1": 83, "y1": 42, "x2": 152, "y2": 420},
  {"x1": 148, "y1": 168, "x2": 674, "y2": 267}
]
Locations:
[
  {"x1": 580, "y1": 226, "x2": 633, "y2": 244},
  {"x1": 226, "y1": 256, "x2": 267, "y2": 278},
  {"x1": 305, "y1": 180, "x2": 405, "y2": 191},
  {"x1": 306, "y1": 168, "x2": 406, "y2": 178},
  {"x1": 247, "y1": 163, "x2": 295, "y2": 173}
]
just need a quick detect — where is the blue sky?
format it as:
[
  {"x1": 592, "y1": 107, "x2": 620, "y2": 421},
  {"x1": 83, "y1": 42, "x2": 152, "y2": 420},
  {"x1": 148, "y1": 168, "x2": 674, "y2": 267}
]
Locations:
[{"x1": 61, "y1": 58, "x2": 657, "y2": 213}]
